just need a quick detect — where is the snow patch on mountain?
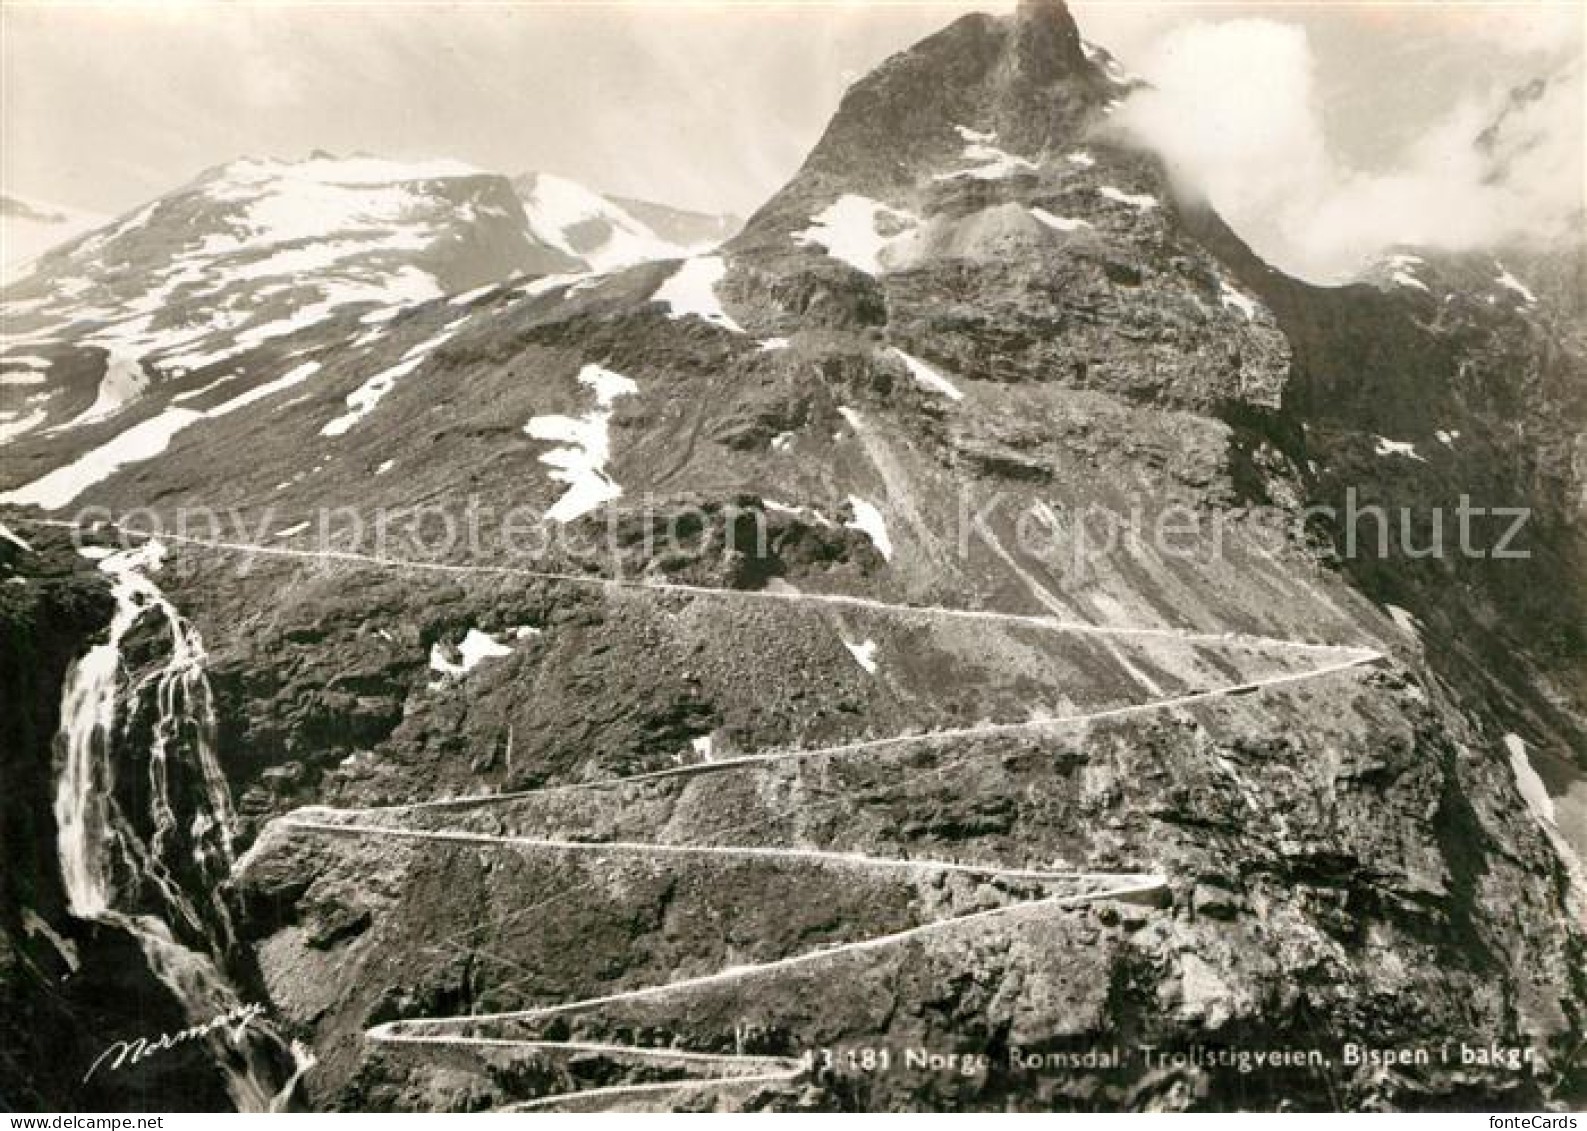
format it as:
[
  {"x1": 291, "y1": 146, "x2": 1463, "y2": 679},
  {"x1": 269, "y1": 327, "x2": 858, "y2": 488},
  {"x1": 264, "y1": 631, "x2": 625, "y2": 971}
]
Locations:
[
  {"x1": 0, "y1": 520, "x2": 31, "y2": 552},
  {"x1": 1504, "y1": 734, "x2": 1555, "y2": 826},
  {"x1": 429, "y1": 628, "x2": 516, "y2": 679},
  {"x1": 59, "y1": 351, "x2": 149, "y2": 430},
  {"x1": 1384, "y1": 604, "x2": 1420, "y2": 637},
  {"x1": 935, "y1": 127, "x2": 1037, "y2": 181},
  {"x1": 0, "y1": 409, "x2": 48, "y2": 444},
  {"x1": 793, "y1": 195, "x2": 918, "y2": 276},
  {"x1": 512, "y1": 273, "x2": 590, "y2": 302},
  {"x1": 652, "y1": 256, "x2": 742, "y2": 332},
  {"x1": 1, "y1": 155, "x2": 563, "y2": 418},
  {"x1": 208, "y1": 360, "x2": 323, "y2": 418},
  {"x1": 1374, "y1": 436, "x2": 1426, "y2": 462},
  {"x1": 890, "y1": 348, "x2": 964, "y2": 401},
  {"x1": 322, "y1": 323, "x2": 462, "y2": 437},
  {"x1": 843, "y1": 637, "x2": 880, "y2": 675},
  {"x1": 0, "y1": 409, "x2": 202, "y2": 509},
  {"x1": 1081, "y1": 39, "x2": 1142, "y2": 88},
  {"x1": 516, "y1": 173, "x2": 733, "y2": 273},
  {"x1": 449, "y1": 283, "x2": 500, "y2": 307},
  {"x1": 182, "y1": 156, "x2": 480, "y2": 259},
  {"x1": 1218, "y1": 281, "x2": 1260, "y2": 322},
  {"x1": 846, "y1": 495, "x2": 893, "y2": 560},
  {"x1": 524, "y1": 363, "x2": 639, "y2": 523},
  {"x1": 1097, "y1": 185, "x2": 1159, "y2": 211},
  {"x1": 1493, "y1": 263, "x2": 1537, "y2": 305},
  {"x1": 1030, "y1": 208, "x2": 1090, "y2": 234},
  {"x1": 0, "y1": 359, "x2": 324, "y2": 509},
  {"x1": 763, "y1": 498, "x2": 836, "y2": 527}
]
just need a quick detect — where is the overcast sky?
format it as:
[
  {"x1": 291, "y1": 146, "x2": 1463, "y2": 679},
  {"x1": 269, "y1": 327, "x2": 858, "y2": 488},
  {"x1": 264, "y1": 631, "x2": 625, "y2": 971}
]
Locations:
[{"x1": 3, "y1": 1, "x2": 1581, "y2": 276}]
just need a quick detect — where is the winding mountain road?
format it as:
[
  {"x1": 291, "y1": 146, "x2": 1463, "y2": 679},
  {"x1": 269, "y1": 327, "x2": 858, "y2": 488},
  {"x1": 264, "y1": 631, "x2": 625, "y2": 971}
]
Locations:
[{"x1": 15, "y1": 514, "x2": 1384, "y2": 1108}]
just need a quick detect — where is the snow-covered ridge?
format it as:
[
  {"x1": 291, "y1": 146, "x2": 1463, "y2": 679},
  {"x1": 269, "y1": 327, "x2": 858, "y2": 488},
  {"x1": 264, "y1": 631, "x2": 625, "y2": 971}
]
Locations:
[
  {"x1": 1, "y1": 154, "x2": 565, "y2": 444},
  {"x1": 2, "y1": 157, "x2": 741, "y2": 451},
  {"x1": 210, "y1": 155, "x2": 482, "y2": 188},
  {"x1": 517, "y1": 172, "x2": 730, "y2": 273}
]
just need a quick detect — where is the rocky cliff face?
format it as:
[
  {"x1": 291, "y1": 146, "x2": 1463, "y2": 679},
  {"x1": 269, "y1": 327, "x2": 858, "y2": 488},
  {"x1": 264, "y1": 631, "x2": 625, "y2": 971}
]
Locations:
[
  {"x1": 1, "y1": 0, "x2": 1581, "y2": 1112},
  {"x1": 1181, "y1": 199, "x2": 1587, "y2": 870}
]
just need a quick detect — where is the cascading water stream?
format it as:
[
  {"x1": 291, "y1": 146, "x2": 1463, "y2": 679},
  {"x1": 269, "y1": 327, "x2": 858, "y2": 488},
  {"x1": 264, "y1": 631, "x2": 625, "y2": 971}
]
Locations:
[{"x1": 53, "y1": 541, "x2": 309, "y2": 1110}]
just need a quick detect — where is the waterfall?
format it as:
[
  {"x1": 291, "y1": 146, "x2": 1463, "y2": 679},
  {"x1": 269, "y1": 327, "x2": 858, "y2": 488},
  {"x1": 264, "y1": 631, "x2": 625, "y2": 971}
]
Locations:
[
  {"x1": 53, "y1": 540, "x2": 302, "y2": 1110},
  {"x1": 54, "y1": 634, "x2": 119, "y2": 919}
]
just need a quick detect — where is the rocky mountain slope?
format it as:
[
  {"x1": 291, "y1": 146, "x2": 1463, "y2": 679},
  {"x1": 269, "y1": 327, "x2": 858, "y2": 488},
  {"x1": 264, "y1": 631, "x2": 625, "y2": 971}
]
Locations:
[
  {"x1": 1, "y1": 0, "x2": 1581, "y2": 1113},
  {"x1": 1181, "y1": 172, "x2": 1587, "y2": 873}
]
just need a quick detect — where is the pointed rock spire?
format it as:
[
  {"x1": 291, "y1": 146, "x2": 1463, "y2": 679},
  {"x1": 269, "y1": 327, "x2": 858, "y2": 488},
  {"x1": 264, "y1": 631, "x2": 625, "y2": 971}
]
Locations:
[{"x1": 1012, "y1": 0, "x2": 1089, "y2": 82}]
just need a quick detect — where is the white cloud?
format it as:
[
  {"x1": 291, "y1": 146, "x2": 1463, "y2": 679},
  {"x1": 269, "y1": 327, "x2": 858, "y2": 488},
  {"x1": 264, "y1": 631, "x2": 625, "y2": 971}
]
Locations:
[{"x1": 1113, "y1": 18, "x2": 1584, "y2": 282}]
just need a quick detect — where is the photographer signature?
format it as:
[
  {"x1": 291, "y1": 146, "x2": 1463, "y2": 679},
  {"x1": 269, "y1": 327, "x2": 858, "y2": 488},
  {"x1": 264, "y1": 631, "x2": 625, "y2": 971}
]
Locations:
[{"x1": 84, "y1": 1002, "x2": 266, "y2": 1082}]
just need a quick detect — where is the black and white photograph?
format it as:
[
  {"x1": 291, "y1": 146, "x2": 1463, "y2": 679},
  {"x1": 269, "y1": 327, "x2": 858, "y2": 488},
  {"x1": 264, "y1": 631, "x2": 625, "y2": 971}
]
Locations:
[{"x1": 0, "y1": 0, "x2": 1583, "y2": 1116}]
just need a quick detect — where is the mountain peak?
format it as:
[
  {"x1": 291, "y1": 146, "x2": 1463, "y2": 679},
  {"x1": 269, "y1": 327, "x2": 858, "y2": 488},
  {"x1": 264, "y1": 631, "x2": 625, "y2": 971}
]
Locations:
[
  {"x1": 1014, "y1": 0, "x2": 1069, "y2": 18},
  {"x1": 1011, "y1": 0, "x2": 1088, "y2": 83},
  {"x1": 732, "y1": 1, "x2": 1117, "y2": 251}
]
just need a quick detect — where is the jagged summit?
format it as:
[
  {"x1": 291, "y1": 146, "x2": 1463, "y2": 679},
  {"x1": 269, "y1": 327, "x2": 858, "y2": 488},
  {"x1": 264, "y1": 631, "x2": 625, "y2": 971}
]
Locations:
[
  {"x1": 775, "y1": 0, "x2": 1111, "y2": 202},
  {"x1": 728, "y1": 0, "x2": 1141, "y2": 289},
  {"x1": 715, "y1": 2, "x2": 1283, "y2": 408},
  {"x1": 1010, "y1": 0, "x2": 1090, "y2": 84}
]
